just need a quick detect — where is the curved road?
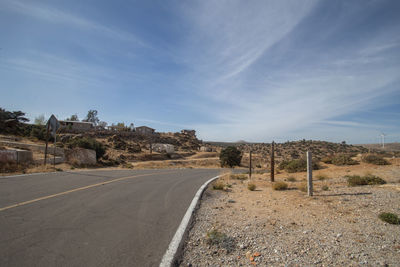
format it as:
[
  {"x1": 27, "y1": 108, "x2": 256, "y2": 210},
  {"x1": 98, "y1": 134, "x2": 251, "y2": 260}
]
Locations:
[{"x1": 0, "y1": 169, "x2": 220, "y2": 267}]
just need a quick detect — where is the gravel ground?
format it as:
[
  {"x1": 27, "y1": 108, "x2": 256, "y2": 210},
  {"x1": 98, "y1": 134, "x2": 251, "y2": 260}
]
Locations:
[{"x1": 180, "y1": 163, "x2": 400, "y2": 267}]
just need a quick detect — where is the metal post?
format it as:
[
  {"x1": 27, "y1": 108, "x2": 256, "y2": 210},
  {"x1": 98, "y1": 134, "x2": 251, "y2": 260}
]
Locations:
[
  {"x1": 44, "y1": 123, "x2": 50, "y2": 165},
  {"x1": 307, "y1": 151, "x2": 313, "y2": 196},
  {"x1": 53, "y1": 134, "x2": 56, "y2": 169},
  {"x1": 270, "y1": 141, "x2": 275, "y2": 182},
  {"x1": 249, "y1": 151, "x2": 252, "y2": 179}
]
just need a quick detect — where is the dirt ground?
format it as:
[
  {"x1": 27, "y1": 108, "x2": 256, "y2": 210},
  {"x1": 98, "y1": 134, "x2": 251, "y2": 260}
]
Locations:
[{"x1": 181, "y1": 159, "x2": 400, "y2": 266}]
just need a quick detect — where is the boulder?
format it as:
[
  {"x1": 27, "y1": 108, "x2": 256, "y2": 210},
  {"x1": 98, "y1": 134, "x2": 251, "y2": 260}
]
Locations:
[{"x1": 65, "y1": 148, "x2": 96, "y2": 166}]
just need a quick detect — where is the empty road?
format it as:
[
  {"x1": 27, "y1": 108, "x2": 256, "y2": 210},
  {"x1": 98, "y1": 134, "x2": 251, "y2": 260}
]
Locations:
[{"x1": 0, "y1": 169, "x2": 220, "y2": 267}]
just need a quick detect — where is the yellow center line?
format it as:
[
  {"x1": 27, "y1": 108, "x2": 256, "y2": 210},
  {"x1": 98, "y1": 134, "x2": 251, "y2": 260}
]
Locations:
[{"x1": 0, "y1": 171, "x2": 176, "y2": 212}]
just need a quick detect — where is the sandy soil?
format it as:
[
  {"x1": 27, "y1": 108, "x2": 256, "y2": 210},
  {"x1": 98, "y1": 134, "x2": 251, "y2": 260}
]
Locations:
[{"x1": 181, "y1": 160, "x2": 400, "y2": 266}]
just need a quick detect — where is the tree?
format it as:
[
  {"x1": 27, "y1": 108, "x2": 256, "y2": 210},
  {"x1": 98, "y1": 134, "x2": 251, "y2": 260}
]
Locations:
[
  {"x1": 0, "y1": 108, "x2": 29, "y2": 124},
  {"x1": 8, "y1": 110, "x2": 29, "y2": 123},
  {"x1": 83, "y1": 110, "x2": 99, "y2": 126},
  {"x1": 34, "y1": 114, "x2": 46, "y2": 125},
  {"x1": 219, "y1": 146, "x2": 242, "y2": 167},
  {"x1": 66, "y1": 114, "x2": 79, "y2": 121},
  {"x1": 0, "y1": 107, "x2": 29, "y2": 135}
]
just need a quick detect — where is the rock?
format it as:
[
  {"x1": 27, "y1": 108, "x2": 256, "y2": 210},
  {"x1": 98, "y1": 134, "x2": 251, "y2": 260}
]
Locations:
[
  {"x1": 253, "y1": 252, "x2": 261, "y2": 257},
  {"x1": 246, "y1": 251, "x2": 252, "y2": 259},
  {"x1": 65, "y1": 148, "x2": 96, "y2": 165}
]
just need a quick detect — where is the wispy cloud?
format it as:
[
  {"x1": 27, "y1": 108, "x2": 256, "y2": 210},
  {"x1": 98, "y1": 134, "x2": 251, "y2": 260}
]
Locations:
[
  {"x1": 1, "y1": 1, "x2": 399, "y2": 143},
  {"x1": 171, "y1": 1, "x2": 400, "y2": 142},
  {"x1": 1, "y1": 0, "x2": 145, "y2": 46}
]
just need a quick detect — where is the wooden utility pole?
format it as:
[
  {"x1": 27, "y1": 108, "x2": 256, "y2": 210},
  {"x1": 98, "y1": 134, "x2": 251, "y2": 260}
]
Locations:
[
  {"x1": 307, "y1": 151, "x2": 313, "y2": 196},
  {"x1": 249, "y1": 150, "x2": 252, "y2": 179},
  {"x1": 270, "y1": 141, "x2": 275, "y2": 182}
]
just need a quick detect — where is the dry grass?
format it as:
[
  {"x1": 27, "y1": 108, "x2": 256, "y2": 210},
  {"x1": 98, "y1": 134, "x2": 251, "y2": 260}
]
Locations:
[
  {"x1": 189, "y1": 152, "x2": 218, "y2": 159},
  {"x1": 273, "y1": 181, "x2": 288, "y2": 190},
  {"x1": 247, "y1": 183, "x2": 256, "y2": 191}
]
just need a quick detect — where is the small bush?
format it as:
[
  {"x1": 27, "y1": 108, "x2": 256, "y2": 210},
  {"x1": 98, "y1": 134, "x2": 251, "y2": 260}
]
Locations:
[
  {"x1": 378, "y1": 212, "x2": 400, "y2": 224},
  {"x1": 298, "y1": 183, "x2": 307, "y2": 192},
  {"x1": 212, "y1": 181, "x2": 225, "y2": 190},
  {"x1": 279, "y1": 158, "x2": 320, "y2": 173},
  {"x1": 206, "y1": 229, "x2": 227, "y2": 245},
  {"x1": 247, "y1": 183, "x2": 256, "y2": 191},
  {"x1": 322, "y1": 185, "x2": 329, "y2": 191},
  {"x1": 206, "y1": 229, "x2": 235, "y2": 253},
  {"x1": 346, "y1": 174, "x2": 386, "y2": 186},
  {"x1": 122, "y1": 163, "x2": 134, "y2": 169},
  {"x1": 331, "y1": 154, "x2": 358, "y2": 166},
  {"x1": 316, "y1": 174, "x2": 328, "y2": 181},
  {"x1": 362, "y1": 154, "x2": 390, "y2": 165},
  {"x1": 287, "y1": 176, "x2": 296, "y2": 182},
  {"x1": 230, "y1": 174, "x2": 247, "y2": 180},
  {"x1": 273, "y1": 182, "x2": 288, "y2": 191},
  {"x1": 30, "y1": 125, "x2": 47, "y2": 141},
  {"x1": 321, "y1": 156, "x2": 333, "y2": 164},
  {"x1": 55, "y1": 168, "x2": 63, "y2": 172}
]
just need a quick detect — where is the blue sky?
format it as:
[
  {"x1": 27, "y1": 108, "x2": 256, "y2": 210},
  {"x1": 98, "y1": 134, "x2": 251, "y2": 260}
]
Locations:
[{"x1": 0, "y1": 0, "x2": 399, "y2": 144}]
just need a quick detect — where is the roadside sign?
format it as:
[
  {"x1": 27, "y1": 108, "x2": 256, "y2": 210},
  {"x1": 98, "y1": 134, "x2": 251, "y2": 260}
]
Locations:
[{"x1": 47, "y1": 115, "x2": 60, "y2": 137}]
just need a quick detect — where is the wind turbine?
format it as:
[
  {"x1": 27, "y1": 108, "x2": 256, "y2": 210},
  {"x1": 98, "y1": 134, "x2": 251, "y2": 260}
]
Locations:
[{"x1": 380, "y1": 133, "x2": 386, "y2": 149}]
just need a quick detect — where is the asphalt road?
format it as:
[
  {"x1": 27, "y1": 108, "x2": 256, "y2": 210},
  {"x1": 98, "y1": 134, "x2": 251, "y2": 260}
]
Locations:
[{"x1": 0, "y1": 169, "x2": 221, "y2": 267}]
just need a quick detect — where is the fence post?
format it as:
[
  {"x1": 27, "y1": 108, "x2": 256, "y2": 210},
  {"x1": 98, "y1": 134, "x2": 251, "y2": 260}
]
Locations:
[
  {"x1": 270, "y1": 141, "x2": 275, "y2": 182},
  {"x1": 249, "y1": 150, "x2": 252, "y2": 179},
  {"x1": 307, "y1": 151, "x2": 313, "y2": 196}
]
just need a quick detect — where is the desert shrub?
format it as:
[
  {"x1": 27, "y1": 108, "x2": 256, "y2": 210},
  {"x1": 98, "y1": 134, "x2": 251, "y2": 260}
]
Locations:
[
  {"x1": 67, "y1": 137, "x2": 106, "y2": 159},
  {"x1": 247, "y1": 183, "x2": 256, "y2": 191},
  {"x1": 362, "y1": 154, "x2": 390, "y2": 165},
  {"x1": 212, "y1": 181, "x2": 225, "y2": 190},
  {"x1": 206, "y1": 229, "x2": 235, "y2": 253},
  {"x1": 321, "y1": 156, "x2": 333, "y2": 164},
  {"x1": 220, "y1": 146, "x2": 242, "y2": 167},
  {"x1": 273, "y1": 182, "x2": 288, "y2": 191},
  {"x1": 378, "y1": 212, "x2": 400, "y2": 224},
  {"x1": 322, "y1": 185, "x2": 329, "y2": 191},
  {"x1": 279, "y1": 158, "x2": 320, "y2": 173},
  {"x1": 29, "y1": 125, "x2": 47, "y2": 141},
  {"x1": 316, "y1": 174, "x2": 328, "y2": 180},
  {"x1": 230, "y1": 174, "x2": 247, "y2": 180},
  {"x1": 298, "y1": 183, "x2": 307, "y2": 192},
  {"x1": 346, "y1": 174, "x2": 386, "y2": 186},
  {"x1": 287, "y1": 176, "x2": 296, "y2": 182},
  {"x1": 122, "y1": 163, "x2": 134, "y2": 169},
  {"x1": 331, "y1": 154, "x2": 358, "y2": 166}
]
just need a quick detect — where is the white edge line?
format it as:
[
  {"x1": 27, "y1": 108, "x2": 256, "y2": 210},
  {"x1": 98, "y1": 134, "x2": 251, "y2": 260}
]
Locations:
[{"x1": 159, "y1": 175, "x2": 221, "y2": 267}]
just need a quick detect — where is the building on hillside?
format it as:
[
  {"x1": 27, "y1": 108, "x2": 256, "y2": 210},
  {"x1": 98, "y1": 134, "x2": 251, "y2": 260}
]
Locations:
[
  {"x1": 200, "y1": 146, "x2": 214, "y2": 152},
  {"x1": 59, "y1": 121, "x2": 93, "y2": 132},
  {"x1": 135, "y1": 126, "x2": 155, "y2": 135},
  {"x1": 181, "y1": 129, "x2": 196, "y2": 136},
  {"x1": 152, "y1": 143, "x2": 174, "y2": 154}
]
